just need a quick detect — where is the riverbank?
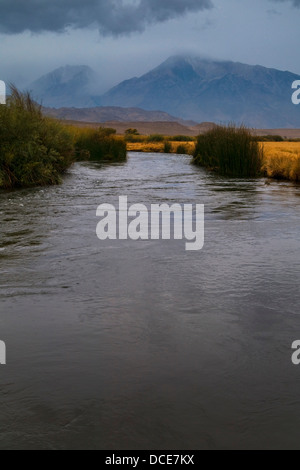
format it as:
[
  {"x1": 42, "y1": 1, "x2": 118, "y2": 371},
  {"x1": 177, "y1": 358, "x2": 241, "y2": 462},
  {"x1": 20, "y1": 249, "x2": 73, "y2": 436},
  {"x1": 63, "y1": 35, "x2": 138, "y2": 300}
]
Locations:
[
  {"x1": 0, "y1": 89, "x2": 127, "y2": 189},
  {"x1": 128, "y1": 138, "x2": 300, "y2": 182},
  {"x1": 127, "y1": 140, "x2": 195, "y2": 154},
  {"x1": 262, "y1": 142, "x2": 300, "y2": 181}
]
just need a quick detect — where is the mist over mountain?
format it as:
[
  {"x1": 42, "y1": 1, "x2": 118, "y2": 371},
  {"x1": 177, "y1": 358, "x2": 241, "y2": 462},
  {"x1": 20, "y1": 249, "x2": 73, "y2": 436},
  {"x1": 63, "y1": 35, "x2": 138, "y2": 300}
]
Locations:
[
  {"x1": 99, "y1": 56, "x2": 300, "y2": 128},
  {"x1": 28, "y1": 65, "x2": 98, "y2": 108},
  {"x1": 28, "y1": 57, "x2": 300, "y2": 128}
]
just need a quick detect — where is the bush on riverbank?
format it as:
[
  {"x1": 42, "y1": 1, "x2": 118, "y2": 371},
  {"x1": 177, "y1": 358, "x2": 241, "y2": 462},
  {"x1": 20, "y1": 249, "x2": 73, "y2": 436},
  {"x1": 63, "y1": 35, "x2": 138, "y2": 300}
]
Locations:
[
  {"x1": 0, "y1": 87, "x2": 74, "y2": 189},
  {"x1": 172, "y1": 135, "x2": 195, "y2": 142},
  {"x1": 124, "y1": 134, "x2": 147, "y2": 143},
  {"x1": 74, "y1": 127, "x2": 127, "y2": 162},
  {"x1": 164, "y1": 141, "x2": 172, "y2": 153},
  {"x1": 193, "y1": 125, "x2": 264, "y2": 177},
  {"x1": 176, "y1": 144, "x2": 188, "y2": 155},
  {"x1": 147, "y1": 134, "x2": 165, "y2": 143}
]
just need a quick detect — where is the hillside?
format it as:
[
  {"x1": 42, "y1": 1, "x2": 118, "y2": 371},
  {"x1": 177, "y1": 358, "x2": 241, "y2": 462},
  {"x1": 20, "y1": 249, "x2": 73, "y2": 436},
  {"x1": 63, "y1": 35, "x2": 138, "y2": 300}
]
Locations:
[
  {"x1": 98, "y1": 56, "x2": 300, "y2": 128},
  {"x1": 43, "y1": 105, "x2": 196, "y2": 126}
]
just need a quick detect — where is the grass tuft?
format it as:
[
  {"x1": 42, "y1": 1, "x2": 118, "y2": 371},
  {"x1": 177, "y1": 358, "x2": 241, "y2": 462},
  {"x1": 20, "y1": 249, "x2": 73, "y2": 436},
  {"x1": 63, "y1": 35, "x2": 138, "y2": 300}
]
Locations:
[
  {"x1": 0, "y1": 86, "x2": 74, "y2": 189},
  {"x1": 193, "y1": 125, "x2": 264, "y2": 178}
]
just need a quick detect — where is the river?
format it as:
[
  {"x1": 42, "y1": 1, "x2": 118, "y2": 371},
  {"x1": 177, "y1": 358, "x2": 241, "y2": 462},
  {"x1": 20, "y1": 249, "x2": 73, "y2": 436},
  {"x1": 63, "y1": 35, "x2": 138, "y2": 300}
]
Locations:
[{"x1": 0, "y1": 152, "x2": 300, "y2": 450}]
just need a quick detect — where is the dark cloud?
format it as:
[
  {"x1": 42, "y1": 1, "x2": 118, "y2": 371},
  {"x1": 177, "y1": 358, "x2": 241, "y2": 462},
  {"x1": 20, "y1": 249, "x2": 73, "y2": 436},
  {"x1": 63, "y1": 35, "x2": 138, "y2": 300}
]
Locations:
[
  {"x1": 270, "y1": 0, "x2": 300, "y2": 6},
  {"x1": 0, "y1": 0, "x2": 213, "y2": 35}
]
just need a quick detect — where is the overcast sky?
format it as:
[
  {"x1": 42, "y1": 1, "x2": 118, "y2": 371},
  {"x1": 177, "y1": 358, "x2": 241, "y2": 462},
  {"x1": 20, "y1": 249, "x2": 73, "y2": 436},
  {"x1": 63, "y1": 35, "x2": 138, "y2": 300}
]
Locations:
[{"x1": 0, "y1": 0, "x2": 299, "y2": 91}]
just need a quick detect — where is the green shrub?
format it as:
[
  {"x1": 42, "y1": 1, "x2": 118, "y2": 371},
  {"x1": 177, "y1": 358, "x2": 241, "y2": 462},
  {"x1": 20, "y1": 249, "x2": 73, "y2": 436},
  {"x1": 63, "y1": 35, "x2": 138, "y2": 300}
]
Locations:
[
  {"x1": 164, "y1": 141, "x2": 172, "y2": 153},
  {"x1": 98, "y1": 127, "x2": 117, "y2": 137},
  {"x1": 0, "y1": 86, "x2": 74, "y2": 189},
  {"x1": 124, "y1": 134, "x2": 147, "y2": 143},
  {"x1": 193, "y1": 125, "x2": 263, "y2": 178},
  {"x1": 75, "y1": 129, "x2": 127, "y2": 162},
  {"x1": 173, "y1": 135, "x2": 194, "y2": 142},
  {"x1": 147, "y1": 134, "x2": 165, "y2": 143},
  {"x1": 125, "y1": 128, "x2": 140, "y2": 136},
  {"x1": 176, "y1": 145, "x2": 188, "y2": 154},
  {"x1": 258, "y1": 135, "x2": 284, "y2": 142}
]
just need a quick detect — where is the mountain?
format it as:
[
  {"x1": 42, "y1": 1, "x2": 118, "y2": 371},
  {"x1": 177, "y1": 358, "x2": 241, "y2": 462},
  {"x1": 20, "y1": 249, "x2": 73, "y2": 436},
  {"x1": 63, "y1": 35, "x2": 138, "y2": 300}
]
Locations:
[
  {"x1": 29, "y1": 65, "x2": 98, "y2": 108},
  {"x1": 43, "y1": 105, "x2": 196, "y2": 126},
  {"x1": 29, "y1": 57, "x2": 300, "y2": 128},
  {"x1": 98, "y1": 56, "x2": 300, "y2": 128}
]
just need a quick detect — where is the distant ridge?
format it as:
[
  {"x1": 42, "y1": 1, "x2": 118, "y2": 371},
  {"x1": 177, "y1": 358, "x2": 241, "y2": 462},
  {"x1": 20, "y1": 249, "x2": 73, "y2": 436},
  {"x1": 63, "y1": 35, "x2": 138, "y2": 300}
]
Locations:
[
  {"x1": 43, "y1": 105, "x2": 197, "y2": 127},
  {"x1": 56, "y1": 119, "x2": 300, "y2": 139}
]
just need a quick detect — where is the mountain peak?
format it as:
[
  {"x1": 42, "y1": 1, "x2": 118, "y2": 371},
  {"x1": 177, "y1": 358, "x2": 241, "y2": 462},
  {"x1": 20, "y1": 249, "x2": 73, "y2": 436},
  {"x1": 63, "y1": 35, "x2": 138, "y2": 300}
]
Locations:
[
  {"x1": 43, "y1": 65, "x2": 94, "y2": 83},
  {"x1": 29, "y1": 65, "x2": 97, "y2": 108},
  {"x1": 99, "y1": 55, "x2": 300, "y2": 128}
]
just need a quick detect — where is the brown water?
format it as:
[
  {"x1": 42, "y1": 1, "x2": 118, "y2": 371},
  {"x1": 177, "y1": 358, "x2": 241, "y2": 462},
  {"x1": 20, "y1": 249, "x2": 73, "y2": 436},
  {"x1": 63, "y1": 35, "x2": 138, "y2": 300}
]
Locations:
[{"x1": 0, "y1": 153, "x2": 300, "y2": 450}]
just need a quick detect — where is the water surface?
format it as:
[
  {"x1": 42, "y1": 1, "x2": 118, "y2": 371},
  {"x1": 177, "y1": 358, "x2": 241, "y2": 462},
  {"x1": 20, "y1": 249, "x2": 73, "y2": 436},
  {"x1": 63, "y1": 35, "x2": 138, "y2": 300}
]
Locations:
[{"x1": 0, "y1": 153, "x2": 300, "y2": 450}]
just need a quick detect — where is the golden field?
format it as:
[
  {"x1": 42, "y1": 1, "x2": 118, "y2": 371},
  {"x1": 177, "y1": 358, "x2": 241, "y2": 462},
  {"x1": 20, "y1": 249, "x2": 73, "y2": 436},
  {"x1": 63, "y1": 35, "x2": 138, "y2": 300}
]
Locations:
[
  {"x1": 127, "y1": 141, "x2": 196, "y2": 154},
  {"x1": 262, "y1": 142, "x2": 300, "y2": 181}
]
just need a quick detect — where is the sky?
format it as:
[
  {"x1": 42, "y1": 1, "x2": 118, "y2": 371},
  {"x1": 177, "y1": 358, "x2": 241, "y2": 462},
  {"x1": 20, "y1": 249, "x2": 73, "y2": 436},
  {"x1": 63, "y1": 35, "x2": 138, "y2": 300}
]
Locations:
[{"x1": 0, "y1": 0, "x2": 300, "y2": 92}]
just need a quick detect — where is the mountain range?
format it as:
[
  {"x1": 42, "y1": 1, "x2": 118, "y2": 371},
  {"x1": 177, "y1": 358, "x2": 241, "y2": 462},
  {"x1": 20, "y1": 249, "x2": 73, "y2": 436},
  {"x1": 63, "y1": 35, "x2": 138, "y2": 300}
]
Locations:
[{"x1": 28, "y1": 57, "x2": 300, "y2": 128}]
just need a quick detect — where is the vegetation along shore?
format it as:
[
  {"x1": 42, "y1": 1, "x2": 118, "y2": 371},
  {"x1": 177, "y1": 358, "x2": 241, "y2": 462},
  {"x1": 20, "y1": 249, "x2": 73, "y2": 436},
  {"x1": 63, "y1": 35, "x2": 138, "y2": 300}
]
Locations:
[
  {"x1": 0, "y1": 88, "x2": 127, "y2": 189},
  {"x1": 1, "y1": 89, "x2": 300, "y2": 189}
]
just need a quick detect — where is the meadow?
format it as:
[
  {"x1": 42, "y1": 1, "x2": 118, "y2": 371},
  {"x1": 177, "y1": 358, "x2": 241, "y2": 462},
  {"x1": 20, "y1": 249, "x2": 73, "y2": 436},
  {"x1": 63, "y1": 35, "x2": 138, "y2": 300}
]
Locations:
[
  {"x1": 127, "y1": 140, "x2": 195, "y2": 154},
  {"x1": 262, "y1": 142, "x2": 300, "y2": 181}
]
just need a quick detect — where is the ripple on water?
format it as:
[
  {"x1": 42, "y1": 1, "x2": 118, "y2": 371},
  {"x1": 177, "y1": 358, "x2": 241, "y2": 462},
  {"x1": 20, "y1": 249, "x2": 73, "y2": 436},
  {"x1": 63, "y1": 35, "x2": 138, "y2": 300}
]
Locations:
[{"x1": 0, "y1": 154, "x2": 300, "y2": 450}]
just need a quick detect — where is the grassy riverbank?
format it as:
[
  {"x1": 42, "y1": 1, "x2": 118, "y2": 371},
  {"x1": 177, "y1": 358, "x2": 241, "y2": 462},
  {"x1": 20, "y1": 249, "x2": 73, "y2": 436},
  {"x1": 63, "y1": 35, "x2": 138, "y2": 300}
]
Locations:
[
  {"x1": 126, "y1": 127, "x2": 300, "y2": 182},
  {"x1": 262, "y1": 142, "x2": 300, "y2": 181},
  {"x1": 0, "y1": 89, "x2": 127, "y2": 189},
  {"x1": 67, "y1": 126, "x2": 127, "y2": 162},
  {"x1": 1, "y1": 94, "x2": 300, "y2": 188},
  {"x1": 0, "y1": 87, "x2": 74, "y2": 189}
]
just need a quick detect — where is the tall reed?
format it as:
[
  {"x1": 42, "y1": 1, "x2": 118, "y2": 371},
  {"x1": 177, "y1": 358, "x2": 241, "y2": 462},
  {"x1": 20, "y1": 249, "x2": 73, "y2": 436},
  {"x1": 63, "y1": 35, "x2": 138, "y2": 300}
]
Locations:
[
  {"x1": 74, "y1": 127, "x2": 127, "y2": 162},
  {"x1": 193, "y1": 125, "x2": 264, "y2": 177}
]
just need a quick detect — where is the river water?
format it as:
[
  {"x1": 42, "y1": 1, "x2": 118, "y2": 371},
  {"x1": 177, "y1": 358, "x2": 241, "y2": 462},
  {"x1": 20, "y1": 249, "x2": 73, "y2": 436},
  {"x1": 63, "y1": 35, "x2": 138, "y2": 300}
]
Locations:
[{"x1": 0, "y1": 152, "x2": 300, "y2": 450}]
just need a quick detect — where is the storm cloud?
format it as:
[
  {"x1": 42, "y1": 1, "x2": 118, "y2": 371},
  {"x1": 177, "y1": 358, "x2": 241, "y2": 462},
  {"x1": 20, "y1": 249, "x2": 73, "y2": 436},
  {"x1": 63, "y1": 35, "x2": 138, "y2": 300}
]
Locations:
[
  {"x1": 272, "y1": 0, "x2": 300, "y2": 5},
  {"x1": 0, "y1": 0, "x2": 213, "y2": 35}
]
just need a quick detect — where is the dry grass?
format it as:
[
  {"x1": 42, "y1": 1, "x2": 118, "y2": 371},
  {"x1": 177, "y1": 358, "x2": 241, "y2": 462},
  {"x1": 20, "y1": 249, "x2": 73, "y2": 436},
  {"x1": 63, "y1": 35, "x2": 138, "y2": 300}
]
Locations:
[
  {"x1": 127, "y1": 141, "x2": 195, "y2": 154},
  {"x1": 262, "y1": 142, "x2": 300, "y2": 181}
]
